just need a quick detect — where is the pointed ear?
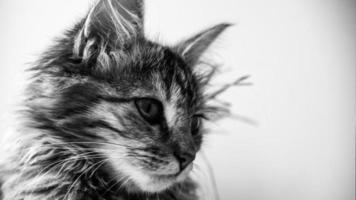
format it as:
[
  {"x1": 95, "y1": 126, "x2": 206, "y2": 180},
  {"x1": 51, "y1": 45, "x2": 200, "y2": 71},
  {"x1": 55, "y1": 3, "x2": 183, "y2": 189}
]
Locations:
[
  {"x1": 74, "y1": 0, "x2": 144, "y2": 60},
  {"x1": 175, "y1": 23, "x2": 232, "y2": 67}
]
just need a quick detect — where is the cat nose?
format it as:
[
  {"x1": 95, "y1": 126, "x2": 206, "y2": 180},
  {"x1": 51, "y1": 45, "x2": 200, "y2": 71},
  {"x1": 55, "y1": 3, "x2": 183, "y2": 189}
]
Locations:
[{"x1": 175, "y1": 152, "x2": 196, "y2": 171}]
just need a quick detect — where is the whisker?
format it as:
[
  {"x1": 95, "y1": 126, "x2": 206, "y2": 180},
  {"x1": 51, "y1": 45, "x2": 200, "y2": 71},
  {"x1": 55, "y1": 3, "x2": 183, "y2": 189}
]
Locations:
[
  {"x1": 63, "y1": 159, "x2": 107, "y2": 199},
  {"x1": 206, "y1": 75, "x2": 251, "y2": 100},
  {"x1": 42, "y1": 141, "x2": 132, "y2": 148},
  {"x1": 103, "y1": 174, "x2": 127, "y2": 195},
  {"x1": 200, "y1": 151, "x2": 220, "y2": 200}
]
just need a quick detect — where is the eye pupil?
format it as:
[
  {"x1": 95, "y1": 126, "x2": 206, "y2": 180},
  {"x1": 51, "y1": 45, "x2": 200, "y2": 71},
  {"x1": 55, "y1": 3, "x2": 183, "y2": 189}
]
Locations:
[
  {"x1": 142, "y1": 101, "x2": 151, "y2": 113},
  {"x1": 135, "y1": 98, "x2": 162, "y2": 124}
]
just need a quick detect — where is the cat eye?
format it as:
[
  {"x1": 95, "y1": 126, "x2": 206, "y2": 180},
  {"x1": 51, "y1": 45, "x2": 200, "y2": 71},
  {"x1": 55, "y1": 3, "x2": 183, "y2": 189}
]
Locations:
[
  {"x1": 191, "y1": 116, "x2": 202, "y2": 136},
  {"x1": 134, "y1": 98, "x2": 163, "y2": 124}
]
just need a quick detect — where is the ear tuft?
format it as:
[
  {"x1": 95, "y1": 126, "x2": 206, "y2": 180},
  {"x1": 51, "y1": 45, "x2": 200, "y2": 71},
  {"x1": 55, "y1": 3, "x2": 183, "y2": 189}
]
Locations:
[
  {"x1": 73, "y1": 0, "x2": 144, "y2": 61},
  {"x1": 175, "y1": 23, "x2": 232, "y2": 67}
]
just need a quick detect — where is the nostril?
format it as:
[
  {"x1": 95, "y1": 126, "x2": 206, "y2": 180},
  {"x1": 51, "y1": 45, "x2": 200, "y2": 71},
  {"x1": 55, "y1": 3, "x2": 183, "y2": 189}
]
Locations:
[{"x1": 175, "y1": 152, "x2": 196, "y2": 171}]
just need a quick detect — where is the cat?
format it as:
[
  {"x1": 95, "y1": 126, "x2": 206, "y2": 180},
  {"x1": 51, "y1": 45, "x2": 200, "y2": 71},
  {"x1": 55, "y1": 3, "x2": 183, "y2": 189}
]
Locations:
[{"x1": 0, "y1": 0, "x2": 232, "y2": 199}]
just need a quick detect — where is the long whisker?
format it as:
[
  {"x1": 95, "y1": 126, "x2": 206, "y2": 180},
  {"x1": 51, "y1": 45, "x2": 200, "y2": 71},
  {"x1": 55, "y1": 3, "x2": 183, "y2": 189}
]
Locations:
[
  {"x1": 89, "y1": 158, "x2": 109, "y2": 178},
  {"x1": 28, "y1": 153, "x2": 103, "y2": 184},
  {"x1": 41, "y1": 141, "x2": 133, "y2": 148},
  {"x1": 63, "y1": 159, "x2": 107, "y2": 199},
  {"x1": 206, "y1": 75, "x2": 251, "y2": 100},
  {"x1": 103, "y1": 174, "x2": 129, "y2": 195},
  {"x1": 200, "y1": 151, "x2": 220, "y2": 200}
]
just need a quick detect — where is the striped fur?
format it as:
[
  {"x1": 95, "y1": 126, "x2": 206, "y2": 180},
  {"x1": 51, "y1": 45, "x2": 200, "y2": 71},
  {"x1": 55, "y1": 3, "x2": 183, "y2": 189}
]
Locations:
[{"x1": 0, "y1": 0, "x2": 231, "y2": 199}]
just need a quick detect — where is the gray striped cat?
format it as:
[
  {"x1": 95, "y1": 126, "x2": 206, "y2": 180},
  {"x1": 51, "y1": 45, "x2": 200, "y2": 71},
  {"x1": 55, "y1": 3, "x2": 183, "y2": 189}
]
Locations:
[{"x1": 0, "y1": 0, "x2": 230, "y2": 199}]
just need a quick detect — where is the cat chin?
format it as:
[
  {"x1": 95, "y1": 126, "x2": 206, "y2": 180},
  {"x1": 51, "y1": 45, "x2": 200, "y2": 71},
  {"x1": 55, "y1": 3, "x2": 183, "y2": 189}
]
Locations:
[{"x1": 116, "y1": 162, "x2": 193, "y2": 193}]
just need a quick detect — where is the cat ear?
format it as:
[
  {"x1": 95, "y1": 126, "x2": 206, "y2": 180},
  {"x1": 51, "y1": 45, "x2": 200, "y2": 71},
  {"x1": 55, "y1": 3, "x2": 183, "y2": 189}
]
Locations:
[
  {"x1": 74, "y1": 0, "x2": 144, "y2": 60},
  {"x1": 175, "y1": 23, "x2": 231, "y2": 67}
]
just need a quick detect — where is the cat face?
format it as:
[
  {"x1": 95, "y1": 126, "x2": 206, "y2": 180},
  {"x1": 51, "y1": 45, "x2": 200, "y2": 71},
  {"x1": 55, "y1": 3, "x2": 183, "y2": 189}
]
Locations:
[
  {"x1": 89, "y1": 44, "x2": 202, "y2": 192},
  {"x1": 28, "y1": 0, "x2": 230, "y2": 193},
  {"x1": 73, "y1": 42, "x2": 203, "y2": 192}
]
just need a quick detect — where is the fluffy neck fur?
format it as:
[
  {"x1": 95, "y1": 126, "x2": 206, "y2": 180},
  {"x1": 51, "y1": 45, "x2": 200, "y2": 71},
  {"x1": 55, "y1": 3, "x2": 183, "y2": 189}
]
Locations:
[{"x1": 0, "y1": 127, "x2": 198, "y2": 200}]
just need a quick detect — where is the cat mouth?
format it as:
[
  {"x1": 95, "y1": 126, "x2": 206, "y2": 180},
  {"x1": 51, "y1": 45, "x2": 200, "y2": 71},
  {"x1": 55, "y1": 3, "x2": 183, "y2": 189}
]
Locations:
[
  {"x1": 109, "y1": 156, "x2": 193, "y2": 193},
  {"x1": 150, "y1": 163, "x2": 193, "y2": 182},
  {"x1": 130, "y1": 163, "x2": 193, "y2": 193}
]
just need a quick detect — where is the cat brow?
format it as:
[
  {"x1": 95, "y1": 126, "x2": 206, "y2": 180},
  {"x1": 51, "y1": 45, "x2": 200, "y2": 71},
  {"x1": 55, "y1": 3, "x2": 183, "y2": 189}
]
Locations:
[{"x1": 99, "y1": 95, "x2": 133, "y2": 103}]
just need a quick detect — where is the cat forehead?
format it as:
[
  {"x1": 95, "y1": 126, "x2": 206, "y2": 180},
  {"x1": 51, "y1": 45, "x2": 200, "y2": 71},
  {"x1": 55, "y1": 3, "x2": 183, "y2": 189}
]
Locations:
[
  {"x1": 130, "y1": 47, "x2": 198, "y2": 107},
  {"x1": 110, "y1": 43, "x2": 196, "y2": 95},
  {"x1": 90, "y1": 41, "x2": 199, "y2": 108}
]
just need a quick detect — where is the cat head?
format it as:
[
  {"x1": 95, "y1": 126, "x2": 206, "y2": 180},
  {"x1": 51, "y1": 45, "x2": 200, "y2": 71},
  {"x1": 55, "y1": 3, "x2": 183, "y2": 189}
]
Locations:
[{"x1": 28, "y1": 0, "x2": 230, "y2": 193}]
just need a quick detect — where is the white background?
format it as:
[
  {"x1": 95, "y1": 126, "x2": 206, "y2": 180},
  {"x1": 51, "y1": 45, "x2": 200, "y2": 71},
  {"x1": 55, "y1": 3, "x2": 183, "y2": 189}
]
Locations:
[{"x1": 0, "y1": 0, "x2": 355, "y2": 200}]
